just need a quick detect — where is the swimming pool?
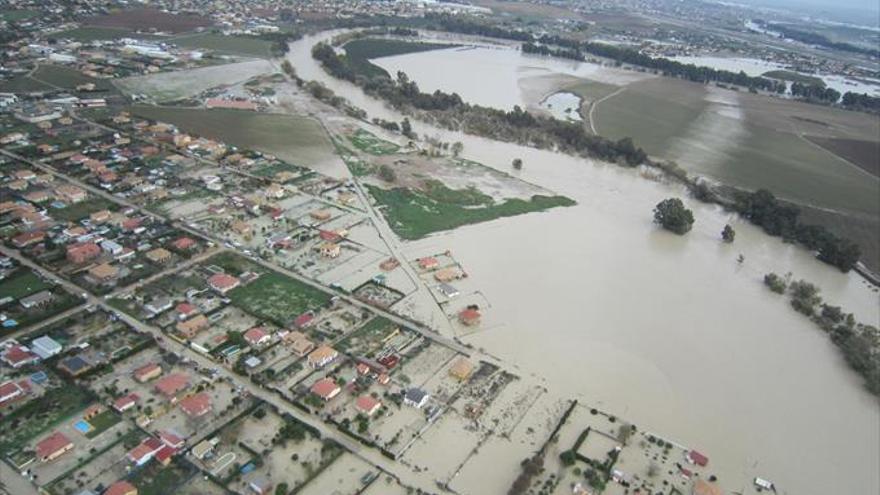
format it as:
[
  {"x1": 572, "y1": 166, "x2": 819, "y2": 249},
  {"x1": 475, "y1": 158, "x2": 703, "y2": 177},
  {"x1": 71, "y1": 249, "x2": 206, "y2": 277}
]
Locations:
[{"x1": 73, "y1": 420, "x2": 93, "y2": 434}]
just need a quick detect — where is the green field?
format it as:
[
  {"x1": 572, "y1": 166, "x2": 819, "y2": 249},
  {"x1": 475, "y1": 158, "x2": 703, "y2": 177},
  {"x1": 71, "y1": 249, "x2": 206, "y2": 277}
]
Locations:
[
  {"x1": 367, "y1": 184, "x2": 576, "y2": 240},
  {"x1": 348, "y1": 129, "x2": 400, "y2": 155},
  {"x1": 343, "y1": 38, "x2": 456, "y2": 79},
  {"x1": 129, "y1": 106, "x2": 335, "y2": 167},
  {"x1": 52, "y1": 26, "x2": 168, "y2": 42},
  {"x1": 0, "y1": 269, "x2": 51, "y2": 300},
  {"x1": 84, "y1": 410, "x2": 122, "y2": 439},
  {"x1": 171, "y1": 32, "x2": 274, "y2": 58},
  {"x1": 762, "y1": 70, "x2": 825, "y2": 86},
  {"x1": 49, "y1": 198, "x2": 115, "y2": 222},
  {"x1": 2, "y1": 64, "x2": 121, "y2": 95},
  {"x1": 228, "y1": 273, "x2": 331, "y2": 326}
]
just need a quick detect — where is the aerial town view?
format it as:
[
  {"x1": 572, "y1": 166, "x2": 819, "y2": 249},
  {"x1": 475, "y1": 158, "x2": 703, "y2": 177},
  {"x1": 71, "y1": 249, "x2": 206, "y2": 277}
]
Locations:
[{"x1": 0, "y1": 0, "x2": 877, "y2": 495}]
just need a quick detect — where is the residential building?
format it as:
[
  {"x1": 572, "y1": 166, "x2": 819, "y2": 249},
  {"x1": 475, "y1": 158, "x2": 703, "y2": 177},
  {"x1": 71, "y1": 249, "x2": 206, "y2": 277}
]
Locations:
[
  {"x1": 207, "y1": 273, "x2": 240, "y2": 293},
  {"x1": 30, "y1": 336, "x2": 62, "y2": 359},
  {"x1": 176, "y1": 314, "x2": 209, "y2": 339},
  {"x1": 403, "y1": 388, "x2": 430, "y2": 409},
  {"x1": 67, "y1": 242, "x2": 101, "y2": 264},
  {"x1": 243, "y1": 327, "x2": 270, "y2": 346},
  {"x1": 307, "y1": 345, "x2": 338, "y2": 368},
  {"x1": 179, "y1": 392, "x2": 212, "y2": 417},
  {"x1": 104, "y1": 481, "x2": 138, "y2": 495},
  {"x1": 133, "y1": 363, "x2": 162, "y2": 383},
  {"x1": 20, "y1": 290, "x2": 55, "y2": 309},
  {"x1": 36, "y1": 431, "x2": 74, "y2": 462},
  {"x1": 355, "y1": 395, "x2": 381, "y2": 416},
  {"x1": 154, "y1": 373, "x2": 190, "y2": 400},
  {"x1": 449, "y1": 357, "x2": 474, "y2": 381},
  {"x1": 310, "y1": 378, "x2": 341, "y2": 401}
]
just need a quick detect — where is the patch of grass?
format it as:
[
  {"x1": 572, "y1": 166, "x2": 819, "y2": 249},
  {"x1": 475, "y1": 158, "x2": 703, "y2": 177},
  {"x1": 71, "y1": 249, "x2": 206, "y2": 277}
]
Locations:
[
  {"x1": 343, "y1": 38, "x2": 456, "y2": 78},
  {"x1": 762, "y1": 70, "x2": 825, "y2": 86},
  {"x1": 228, "y1": 272, "x2": 331, "y2": 326},
  {"x1": 0, "y1": 9, "x2": 39, "y2": 21},
  {"x1": 0, "y1": 75, "x2": 54, "y2": 93},
  {"x1": 49, "y1": 197, "x2": 115, "y2": 222},
  {"x1": 84, "y1": 410, "x2": 122, "y2": 439},
  {"x1": 133, "y1": 461, "x2": 196, "y2": 495},
  {"x1": 0, "y1": 269, "x2": 51, "y2": 300},
  {"x1": 0, "y1": 384, "x2": 94, "y2": 455},
  {"x1": 367, "y1": 185, "x2": 576, "y2": 240},
  {"x1": 422, "y1": 179, "x2": 492, "y2": 206},
  {"x1": 348, "y1": 129, "x2": 400, "y2": 155},
  {"x1": 31, "y1": 64, "x2": 119, "y2": 94},
  {"x1": 171, "y1": 32, "x2": 273, "y2": 58},
  {"x1": 52, "y1": 26, "x2": 168, "y2": 42}
]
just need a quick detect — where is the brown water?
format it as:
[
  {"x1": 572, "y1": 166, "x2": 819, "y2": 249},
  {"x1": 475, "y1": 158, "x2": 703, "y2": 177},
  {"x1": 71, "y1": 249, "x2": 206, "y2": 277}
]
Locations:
[{"x1": 287, "y1": 32, "x2": 880, "y2": 495}]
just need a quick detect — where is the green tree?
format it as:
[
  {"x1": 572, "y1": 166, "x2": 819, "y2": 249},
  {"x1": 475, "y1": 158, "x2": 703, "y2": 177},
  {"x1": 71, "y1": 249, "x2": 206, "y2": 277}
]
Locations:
[
  {"x1": 763, "y1": 273, "x2": 787, "y2": 294},
  {"x1": 721, "y1": 224, "x2": 735, "y2": 243},
  {"x1": 512, "y1": 158, "x2": 523, "y2": 170},
  {"x1": 653, "y1": 198, "x2": 694, "y2": 235},
  {"x1": 378, "y1": 164, "x2": 396, "y2": 183},
  {"x1": 451, "y1": 141, "x2": 463, "y2": 157}
]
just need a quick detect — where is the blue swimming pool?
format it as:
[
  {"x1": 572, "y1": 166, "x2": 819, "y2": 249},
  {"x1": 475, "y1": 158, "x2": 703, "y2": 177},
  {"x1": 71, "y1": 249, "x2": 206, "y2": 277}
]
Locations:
[{"x1": 73, "y1": 420, "x2": 92, "y2": 434}]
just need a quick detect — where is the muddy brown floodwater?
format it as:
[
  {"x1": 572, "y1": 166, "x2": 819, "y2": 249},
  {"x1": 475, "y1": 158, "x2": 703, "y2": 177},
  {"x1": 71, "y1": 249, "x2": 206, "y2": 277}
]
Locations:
[{"x1": 287, "y1": 31, "x2": 880, "y2": 495}]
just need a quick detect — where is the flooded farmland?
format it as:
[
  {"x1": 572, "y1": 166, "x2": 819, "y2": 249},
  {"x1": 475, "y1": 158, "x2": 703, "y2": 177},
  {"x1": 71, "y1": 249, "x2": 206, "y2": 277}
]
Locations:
[{"x1": 287, "y1": 32, "x2": 880, "y2": 495}]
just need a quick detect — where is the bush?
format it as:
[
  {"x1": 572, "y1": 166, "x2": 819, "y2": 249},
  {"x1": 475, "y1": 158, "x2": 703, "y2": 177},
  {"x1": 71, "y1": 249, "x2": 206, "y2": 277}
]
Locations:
[
  {"x1": 763, "y1": 273, "x2": 787, "y2": 294},
  {"x1": 653, "y1": 198, "x2": 694, "y2": 235}
]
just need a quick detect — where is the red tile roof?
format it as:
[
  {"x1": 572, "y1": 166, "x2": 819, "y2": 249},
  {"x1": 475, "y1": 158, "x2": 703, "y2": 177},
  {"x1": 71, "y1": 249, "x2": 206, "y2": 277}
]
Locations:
[
  {"x1": 310, "y1": 378, "x2": 340, "y2": 400},
  {"x1": 112, "y1": 393, "x2": 139, "y2": 412},
  {"x1": 104, "y1": 480, "x2": 138, "y2": 495},
  {"x1": 36, "y1": 431, "x2": 72, "y2": 460},
  {"x1": 179, "y1": 392, "x2": 211, "y2": 417},
  {"x1": 2, "y1": 345, "x2": 38, "y2": 366},
  {"x1": 355, "y1": 395, "x2": 381, "y2": 414},
  {"x1": 154, "y1": 373, "x2": 189, "y2": 398},
  {"x1": 687, "y1": 450, "x2": 709, "y2": 466},
  {"x1": 208, "y1": 273, "x2": 239, "y2": 291},
  {"x1": 243, "y1": 327, "x2": 269, "y2": 345}
]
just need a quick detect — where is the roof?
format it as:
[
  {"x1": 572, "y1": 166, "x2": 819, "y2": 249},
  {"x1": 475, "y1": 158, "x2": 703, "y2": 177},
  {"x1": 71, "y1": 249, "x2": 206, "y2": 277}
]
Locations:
[
  {"x1": 104, "y1": 480, "x2": 137, "y2": 495},
  {"x1": 128, "y1": 437, "x2": 163, "y2": 462},
  {"x1": 154, "y1": 373, "x2": 189, "y2": 398},
  {"x1": 692, "y1": 480, "x2": 723, "y2": 495},
  {"x1": 176, "y1": 302, "x2": 197, "y2": 315},
  {"x1": 36, "y1": 431, "x2": 72, "y2": 459},
  {"x1": 449, "y1": 357, "x2": 474, "y2": 379},
  {"x1": 293, "y1": 313, "x2": 314, "y2": 328},
  {"x1": 113, "y1": 393, "x2": 139, "y2": 411},
  {"x1": 243, "y1": 326, "x2": 269, "y2": 345},
  {"x1": 355, "y1": 395, "x2": 381, "y2": 413},
  {"x1": 159, "y1": 430, "x2": 185, "y2": 448},
  {"x1": 133, "y1": 363, "x2": 161, "y2": 381},
  {"x1": 208, "y1": 273, "x2": 239, "y2": 290},
  {"x1": 3, "y1": 344, "x2": 37, "y2": 365},
  {"x1": 179, "y1": 392, "x2": 211, "y2": 417},
  {"x1": 310, "y1": 378, "x2": 340, "y2": 399},
  {"x1": 688, "y1": 450, "x2": 709, "y2": 466},
  {"x1": 308, "y1": 345, "x2": 337, "y2": 364},
  {"x1": 405, "y1": 388, "x2": 429, "y2": 403}
]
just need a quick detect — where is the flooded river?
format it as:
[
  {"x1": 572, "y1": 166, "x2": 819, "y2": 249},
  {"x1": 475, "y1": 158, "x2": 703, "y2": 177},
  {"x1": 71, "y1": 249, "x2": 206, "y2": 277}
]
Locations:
[{"x1": 287, "y1": 32, "x2": 880, "y2": 495}]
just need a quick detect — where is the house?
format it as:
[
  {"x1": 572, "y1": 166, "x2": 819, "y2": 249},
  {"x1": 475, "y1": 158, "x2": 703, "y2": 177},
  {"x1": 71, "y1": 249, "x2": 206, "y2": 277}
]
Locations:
[
  {"x1": 36, "y1": 431, "x2": 74, "y2": 462},
  {"x1": 159, "y1": 430, "x2": 185, "y2": 449},
  {"x1": 20, "y1": 290, "x2": 55, "y2": 309},
  {"x1": 83, "y1": 404, "x2": 103, "y2": 420},
  {"x1": 57, "y1": 355, "x2": 94, "y2": 376},
  {"x1": 355, "y1": 395, "x2": 381, "y2": 416},
  {"x1": 438, "y1": 283, "x2": 459, "y2": 298},
  {"x1": 285, "y1": 331, "x2": 314, "y2": 356},
  {"x1": 90, "y1": 210, "x2": 112, "y2": 224},
  {"x1": 249, "y1": 477, "x2": 273, "y2": 495},
  {"x1": 458, "y1": 308, "x2": 481, "y2": 326},
  {"x1": 30, "y1": 336, "x2": 62, "y2": 359},
  {"x1": 309, "y1": 209, "x2": 332, "y2": 221},
  {"x1": 101, "y1": 240, "x2": 124, "y2": 256},
  {"x1": 379, "y1": 258, "x2": 399, "y2": 271},
  {"x1": 0, "y1": 380, "x2": 29, "y2": 406},
  {"x1": 244, "y1": 327, "x2": 270, "y2": 347},
  {"x1": 104, "y1": 481, "x2": 138, "y2": 495},
  {"x1": 145, "y1": 297, "x2": 173, "y2": 316},
  {"x1": 176, "y1": 302, "x2": 198, "y2": 320},
  {"x1": 449, "y1": 357, "x2": 474, "y2": 381},
  {"x1": 404, "y1": 388, "x2": 430, "y2": 409},
  {"x1": 112, "y1": 393, "x2": 139, "y2": 412},
  {"x1": 67, "y1": 242, "x2": 101, "y2": 264},
  {"x1": 418, "y1": 257, "x2": 439, "y2": 270},
  {"x1": 128, "y1": 437, "x2": 164, "y2": 465},
  {"x1": 154, "y1": 373, "x2": 190, "y2": 400},
  {"x1": 433, "y1": 267, "x2": 462, "y2": 282},
  {"x1": 307, "y1": 345, "x2": 338, "y2": 368},
  {"x1": 2, "y1": 345, "x2": 39, "y2": 368},
  {"x1": 172, "y1": 236, "x2": 197, "y2": 251},
  {"x1": 310, "y1": 378, "x2": 341, "y2": 401},
  {"x1": 133, "y1": 363, "x2": 162, "y2": 383},
  {"x1": 179, "y1": 392, "x2": 212, "y2": 417},
  {"x1": 12, "y1": 230, "x2": 45, "y2": 248},
  {"x1": 88, "y1": 263, "x2": 119, "y2": 282},
  {"x1": 686, "y1": 450, "x2": 709, "y2": 467},
  {"x1": 154, "y1": 445, "x2": 176, "y2": 466},
  {"x1": 208, "y1": 273, "x2": 240, "y2": 294},
  {"x1": 54, "y1": 184, "x2": 87, "y2": 203},
  {"x1": 191, "y1": 440, "x2": 215, "y2": 460},
  {"x1": 318, "y1": 242, "x2": 341, "y2": 258},
  {"x1": 293, "y1": 312, "x2": 314, "y2": 329},
  {"x1": 176, "y1": 314, "x2": 209, "y2": 339},
  {"x1": 145, "y1": 248, "x2": 172, "y2": 264}
]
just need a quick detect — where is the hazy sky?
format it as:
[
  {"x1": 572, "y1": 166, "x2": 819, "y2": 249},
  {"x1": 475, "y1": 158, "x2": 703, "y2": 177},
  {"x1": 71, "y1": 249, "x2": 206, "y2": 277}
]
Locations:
[{"x1": 733, "y1": 0, "x2": 880, "y2": 26}]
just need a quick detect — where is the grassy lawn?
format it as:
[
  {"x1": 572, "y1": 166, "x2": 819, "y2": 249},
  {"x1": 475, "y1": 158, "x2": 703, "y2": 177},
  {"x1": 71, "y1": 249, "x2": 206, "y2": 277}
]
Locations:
[
  {"x1": 0, "y1": 75, "x2": 55, "y2": 93},
  {"x1": 129, "y1": 105, "x2": 335, "y2": 167},
  {"x1": 133, "y1": 462, "x2": 196, "y2": 495},
  {"x1": 367, "y1": 184, "x2": 576, "y2": 240},
  {"x1": 228, "y1": 272, "x2": 331, "y2": 327},
  {"x1": 0, "y1": 269, "x2": 51, "y2": 300},
  {"x1": 52, "y1": 26, "x2": 169, "y2": 42},
  {"x1": 0, "y1": 384, "x2": 94, "y2": 456},
  {"x1": 348, "y1": 129, "x2": 400, "y2": 155},
  {"x1": 84, "y1": 410, "x2": 122, "y2": 439},
  {"x1": 49, "y1": 197, "x2": 115, "y2": 222},
  {"x1": 343, "y1": 38, "x2": 457, "y2": 78},
  {"x1": 171, "y1": 32, "x2": 273, "y2": 58},
  {"x1": 336, "y1": 316, "x2": 396, "y2": 354}
]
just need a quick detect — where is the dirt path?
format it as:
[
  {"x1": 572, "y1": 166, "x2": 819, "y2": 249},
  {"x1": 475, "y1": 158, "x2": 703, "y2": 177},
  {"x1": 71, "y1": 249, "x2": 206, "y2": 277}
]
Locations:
[{"x1": 588, "y1": 86, "x2": 626, "y2": 135}]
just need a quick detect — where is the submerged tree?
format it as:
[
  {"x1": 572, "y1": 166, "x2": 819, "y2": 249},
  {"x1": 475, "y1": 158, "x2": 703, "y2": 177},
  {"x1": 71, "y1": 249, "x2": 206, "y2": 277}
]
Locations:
[
  {"x1": 653, "y1": 198, "x2": 694, "y2": 235},
  {"x1": 512, "y1": 158, "x2": 523, "y2": 170},
  {"x1": 721, "y1": 224, "x2": 736, "y2": 243}
]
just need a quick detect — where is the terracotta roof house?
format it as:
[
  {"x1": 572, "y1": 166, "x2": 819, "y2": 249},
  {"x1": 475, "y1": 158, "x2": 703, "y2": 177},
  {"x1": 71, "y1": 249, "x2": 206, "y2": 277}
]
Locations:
[
  {"x1": 458, "y1": 308, "x2": 481, "y2": 326},
  {"x1": 172, "y1": 236, "x2": 197, "y2": 251},
  {"x1": 66, "y1": 241, "x2": 101, "y2": 264},
  {"x1": 310, "y1": 378, "x2": 341, "y2": 401},
  {"x1": 686, "y1": 450, "x2": 709, "y2": 467},
  {"x1": 36, "y1": 431, "x2": 73, "y2": 462},
  {"x1": 244, "y1": 327, "x2": 270, "y2": 347},
  {"x1": 309, "y1": 209, "x2": 331, "y2": 221},
  {"x1": 1, "y1": 344, "x2": 39, "y2": 368},
  {"x1": 12, "y1": 230, "x2": 45, "y2": 248},
  {"x1": 293, "y1": 312, "x2": 314, "y2": 329},
  {"x1": 307, "y1": 345, "x2": 338, "y2": 368},
  {"x1": 154, "y1": 373, "x2": 190, "y2": 400},
  {"x1": 355, "y1": 395, "x2": 381, "y2": 416},
  {"x1": 154, "y1": 445, "x2": 176, "y2": 466},
  {"x1": 112, "y1": 393, "x2": 140, "y2": 413},
  {"x1": 176, "y1": 302, "x2": 198, "y2": 320},
  {"x1": 176, "y1": 314, "x2": 209, "y2": 339},
  {"x1": 433, "y1": 267, "x2": 462, "y2": 282},
  {"x1": 208, "y1": 273, "x2": 240, "y2": 293},
  {"x1": 0, "y1": 380, "x2": 30, "y2": 406},
  {"x1": 692, "y1": 480, "x2": 723, "y2": 495},
  {"x1": 128, "y1": 437, "x2": 163, "y2": 466},
  {"x1": 418, "y1": 257, "x2": 438, "y2": 270},
  {"x1": 159, "y1": 430, "x2": 185, "y2": 449},
  {"x1": 54, "y1": 184, "x2": 87, "y2": 203},
  {"x1": 285, "y1": 331, "x2": 315, "y2": 356},
  {"x1": 104, "y1": 480, "x2": 138, "y2": 495},
  {"x1": 179, "y1": 392, "x2": 212, "y2": 417},
  {"x1": 133, "y1": 363, "x2": 162, "y2": 383},
  {"x1": 88, "y1": 263, "x2": 119, "y2": 282}
]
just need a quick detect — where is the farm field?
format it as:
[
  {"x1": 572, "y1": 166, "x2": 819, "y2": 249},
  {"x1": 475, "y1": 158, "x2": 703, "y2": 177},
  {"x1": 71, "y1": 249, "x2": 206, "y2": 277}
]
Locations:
[
  {"x1": 805, "y1": 136, "x2": 880, "y2": 177},
  {"x1": 170, "y1": 32, "x2": 274, "y2": 58},
  {"x1": 0, "y1": 269, "x2": 51, "y2": 300},
  {"x1": 115, "y1": 59, "x2": 273, "y2": 101},
  {"x1": 129, "y1": 105, "x2": 338, "y2": 168},
  {"x1": 51, "y1": 26, "x2": 169, "y2": 42},
  {"x1": 227, "y1": 272, "x2": 331, "y2": 326},
  {"x1": 82, "y1": 7, "x2": 212, "y2": 33}
]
